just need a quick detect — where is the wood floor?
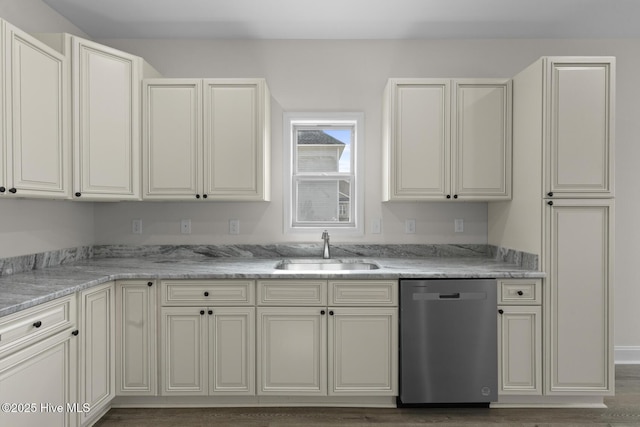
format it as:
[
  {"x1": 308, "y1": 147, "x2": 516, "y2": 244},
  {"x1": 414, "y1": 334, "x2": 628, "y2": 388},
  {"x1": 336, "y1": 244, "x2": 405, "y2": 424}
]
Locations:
[{"x1": 95, "y1": 365, "x2": 640, "y2": 427}]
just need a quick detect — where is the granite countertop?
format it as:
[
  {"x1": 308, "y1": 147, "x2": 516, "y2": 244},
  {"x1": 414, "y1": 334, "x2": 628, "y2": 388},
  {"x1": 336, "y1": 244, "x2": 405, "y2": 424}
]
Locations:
[{"x1": 0, "y1": 244, "x2": 545, "y2": 318}]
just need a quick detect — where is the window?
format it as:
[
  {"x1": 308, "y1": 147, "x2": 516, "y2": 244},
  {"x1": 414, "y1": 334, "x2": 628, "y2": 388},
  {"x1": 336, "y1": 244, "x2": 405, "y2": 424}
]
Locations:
[{"x1": 284, "y1": 112, "x2": 364, "y2": 234}]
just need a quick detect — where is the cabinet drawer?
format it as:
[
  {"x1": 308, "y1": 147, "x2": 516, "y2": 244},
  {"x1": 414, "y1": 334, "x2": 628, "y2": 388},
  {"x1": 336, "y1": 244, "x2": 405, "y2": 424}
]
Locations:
[
  {"x1": 257, "y1": 280, "x2": 327, "y2": 306},
  {"x1": 161, "y1": 280, "x2": 255, "y2": 306},
  {"x1": 0, "y1": 295, "x2": 76, "y2": 355},
  {"x1": 329, "y1": 280, "x2": 398, "y2": 306},
  {"x1": 498, "y1": 279, "x2": 542, "y2": 305}
]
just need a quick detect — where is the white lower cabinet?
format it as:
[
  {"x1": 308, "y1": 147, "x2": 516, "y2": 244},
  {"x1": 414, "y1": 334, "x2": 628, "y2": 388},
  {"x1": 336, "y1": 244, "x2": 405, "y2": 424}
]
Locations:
[
  {"x1": 497, "y1": 279, "x2": 542, "y2": 397},
  {"x1": 257, "y1": 280, "x2": 398, "y2": 397},
  {"x1": 160, "y1": 306, "x2": 255, "y2": 396},
  {"x1": 116, "y1": 280, "x2": 157, "y2": 396},
  {"x1": 78, "y1": 281, "x2": 115, "y2": 426},
  {"x1": 159, "y1": 280, "x2": 256, "y2": 396},
  {"x1": 257, "y1": 307, "x2": 326, "y2": 395},
  {"x1": 0, "y1": 295, "x2": 78, "y2": 427},
  {"x1": 497, "y1": 306, "x2": 542, "y2": 395}
]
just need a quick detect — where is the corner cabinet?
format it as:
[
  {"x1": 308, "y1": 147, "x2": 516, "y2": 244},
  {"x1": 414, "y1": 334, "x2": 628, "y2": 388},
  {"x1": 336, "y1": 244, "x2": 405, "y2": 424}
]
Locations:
[
  {"x1": 257, "y1": 280, "x2": 398, "y2": 396},
  {"x1": 116, "y1": 280, "x2": 157, "y2": 396},
  {"x1": 382, "y1": 78, "x2": 511, "y2": 201},
  {"x1": 142, "y1": 78, "x2": 271, "y2": 201},
  {"x1": 78, "y1": 282, "x2": 115, "y2": 425},
  {"x1": 0, "y1": 20, "x2": 69, "y2": 199},
  {"x1": 69, "y1": 37, "x2": 157, "y2": 200}
]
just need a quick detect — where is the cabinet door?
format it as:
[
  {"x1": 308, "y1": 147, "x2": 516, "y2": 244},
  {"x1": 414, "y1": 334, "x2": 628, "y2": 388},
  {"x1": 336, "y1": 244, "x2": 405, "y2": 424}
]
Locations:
[
  {"x1": 328, "y1": 308, "x2": 397, "y2": 395},
  {"x1": 143, "y1": 80, "x2": 202, "y2": 200},
  {"x1": 78, "y1": 282, "x2": 115, "y2": 425},
  {"x1": 546, "y1": 58, "x2": 614, "y2": 197},
  {"x1": 116, "y1": 280, "x2": 157, "y2": 396},
  {"x1": 5, "y1": 23, "x2": 69, "y2": 198},
  {"x1": 160, "y1": 307, "x2": 207, "y2": 395},
  {"x1": 72, "y1": 37, "x2": 140, "y2": 199},
  {"x1": 385, "y1": 79, "x2": 450, "y2": 200},
  {"x1": 203, "y1": 79, "x2": 269, "y2": 200},
  {"x1": 0, "y1": 21, "x2": 5, "y2": 195},
  {"x1": 545, "y1": 199, "x2": 613, "y2": 394},
  {"x1": 209, "y1": 307, "x2": 255, "y2": 395},
  {"x1": 452, "y1": 80, "x2": 511, "y2": 200},
  {"x1": 257, "y1": 307, "x2": 326, "y2": 395},
  {"x1": 0, "y1": 331, "x2": 77, "y2": 427},
  {"x1": 498, "y1": 306, "x2": 542, "y2": 395}
]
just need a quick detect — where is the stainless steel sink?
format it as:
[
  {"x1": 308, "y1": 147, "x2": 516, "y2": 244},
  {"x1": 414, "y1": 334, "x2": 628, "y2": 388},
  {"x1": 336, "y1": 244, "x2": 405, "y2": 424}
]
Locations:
[{"x1": 275, "y1": 259, "x2": 380, "y2": 271}]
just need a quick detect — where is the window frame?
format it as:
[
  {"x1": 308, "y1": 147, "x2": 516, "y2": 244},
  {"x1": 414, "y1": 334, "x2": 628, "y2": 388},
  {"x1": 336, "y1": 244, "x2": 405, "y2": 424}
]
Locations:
[{"x1": 283, "y1": 112, "x2": 364, "y2": 236}]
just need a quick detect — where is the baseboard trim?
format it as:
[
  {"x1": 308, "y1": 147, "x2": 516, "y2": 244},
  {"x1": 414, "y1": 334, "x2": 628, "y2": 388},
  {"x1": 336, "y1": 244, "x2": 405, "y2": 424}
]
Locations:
[{"x1": 615, "y1": 346, "x2": 640, "y2": 364}]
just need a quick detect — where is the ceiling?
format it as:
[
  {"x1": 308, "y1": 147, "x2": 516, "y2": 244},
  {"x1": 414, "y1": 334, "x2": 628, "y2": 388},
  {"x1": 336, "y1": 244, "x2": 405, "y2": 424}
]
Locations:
[{"x1": 42, "y1": 0, "x2": 640, "y2": 40}]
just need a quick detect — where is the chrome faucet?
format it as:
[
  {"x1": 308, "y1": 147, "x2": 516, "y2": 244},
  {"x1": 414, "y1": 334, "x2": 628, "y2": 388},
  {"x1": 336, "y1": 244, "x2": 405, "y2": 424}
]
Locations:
[{"x1": 321, "y1": 230, "x2": 330, "y2": 259}]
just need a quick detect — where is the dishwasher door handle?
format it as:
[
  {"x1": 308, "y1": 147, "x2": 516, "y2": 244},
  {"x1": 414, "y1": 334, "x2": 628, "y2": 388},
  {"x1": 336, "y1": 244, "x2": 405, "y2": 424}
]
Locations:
[{"x1": 439, "y1": 293, "x2": 461, "y2": 299}]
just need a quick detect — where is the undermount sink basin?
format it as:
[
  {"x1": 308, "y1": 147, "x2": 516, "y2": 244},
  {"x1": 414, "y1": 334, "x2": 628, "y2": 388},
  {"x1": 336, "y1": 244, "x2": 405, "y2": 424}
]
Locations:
[{"x1": 275, "y1": 259, "x2": 380, "y2": 271}]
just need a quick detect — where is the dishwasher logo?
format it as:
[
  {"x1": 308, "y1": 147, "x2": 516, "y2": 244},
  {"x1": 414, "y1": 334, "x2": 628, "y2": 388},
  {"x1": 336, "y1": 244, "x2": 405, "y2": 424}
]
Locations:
[{"x1": 481, "y1": 387, "x2": 491, "y2": 396}]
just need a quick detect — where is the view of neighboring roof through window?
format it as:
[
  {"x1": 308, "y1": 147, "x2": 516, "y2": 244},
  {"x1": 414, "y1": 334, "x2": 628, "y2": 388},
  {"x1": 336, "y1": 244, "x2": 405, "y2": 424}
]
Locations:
[{"x1": 284, "y1": 113, "x2": 363, "y2": 234}]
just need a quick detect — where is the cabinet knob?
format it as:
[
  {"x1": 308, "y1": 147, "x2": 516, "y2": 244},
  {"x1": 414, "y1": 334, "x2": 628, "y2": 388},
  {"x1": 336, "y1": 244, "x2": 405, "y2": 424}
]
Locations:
[
  {"x1": 498, "y1": 309, "x2": 504, "y2": 315},
  {"x1": 320, "y1": 310, "x2": 326, "y2": 315},
  {"x1": 33, "y1": 321, "x2": 42, "y2": 328},
  {"x1": 147, "y1": 281, "x2": 153, "y2": 287},
  {"x1": 446, "y1": 195, "x2": 451, "y2": 199},
  {"x1": 453, "y1": 194, "x2": 458, "y2": 199},
  {"x1": 517, "y1": 290, "x2": 524, "y2": 296},
  {"x1": 329, "y1": 310, "x2": 334, "y2": 316},
  {"x1": 75, "y1": 192, "x2": 81, "y2": 197},
  {"x1": 0, "y1": 187, "x2": 5, "y2": 193},
  {"x1": 195, "y1": 194, "x2": 200, "y2": 199},
  {"x1": 200, "y1": 310, "x2": 205, "y2": 315},
  {"x1": 208, "y1": 310, "x2": 213, "y2": 315},
  {"x1": 547, "y1": 192, "x2": 554, "y2": 197},
  {"x1": 71, "y1": 330, "x2": 79, "y2": 336},
  {"x1": 204, "y1": 291, "x2": 209, "y2": 297},
  {"x1": 8, "y1": 188, "x2": 16, "y2": 194},
  {"x1": 547, "y1": 201, "x2": 554, "y2": 206},
  {"x1": 203, "y1": 194, "x2": 208, "y2": 199}
]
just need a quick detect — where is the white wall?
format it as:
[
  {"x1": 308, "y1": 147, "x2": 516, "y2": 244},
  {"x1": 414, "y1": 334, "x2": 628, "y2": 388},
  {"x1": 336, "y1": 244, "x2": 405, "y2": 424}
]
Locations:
[
  {"x1": 0, "y1": 0, "x2": 94, "y2": 258},
  {"x1": 96, "y1": 37, "x2": 640, "y2": 351}
]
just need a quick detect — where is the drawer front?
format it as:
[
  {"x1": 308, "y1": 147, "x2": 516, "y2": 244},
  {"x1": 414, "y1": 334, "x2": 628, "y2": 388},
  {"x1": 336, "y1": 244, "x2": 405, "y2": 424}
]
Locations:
[
  {"x1": 0, "y1": 295, "x2": 76, "y2": 355},
  {"x1": 257, "y1": 280, "x2": 327, "y2": 306},
  {"x1": 498, "y1": 279, "x2": 542, "y2": 305},
  {"x1": 161, "y1": 280, "x2": 255, "y2": 306},
  {"x1": 329, "y1": 280, "x2": 398, "y2": 306}
]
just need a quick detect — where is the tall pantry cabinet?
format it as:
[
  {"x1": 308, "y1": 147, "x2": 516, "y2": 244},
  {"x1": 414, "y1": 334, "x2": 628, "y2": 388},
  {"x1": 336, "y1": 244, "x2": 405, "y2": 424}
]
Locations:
[{"x1": 489, "y1": 57, "x2": 615, "y2": 399}]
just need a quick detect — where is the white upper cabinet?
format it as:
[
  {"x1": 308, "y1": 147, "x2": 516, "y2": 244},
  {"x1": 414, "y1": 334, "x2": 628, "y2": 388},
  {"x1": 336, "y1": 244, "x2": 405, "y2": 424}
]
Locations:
[
  {"x1": 71, "y1": 37, "x2": 143, "y2": 200},
  {"x1": 143, "y1": 80, "x2": 202, "y2": 199},
  {"x1": 545, "y1": 58, "x2": 614, "y2": 198},
  {"x1": 383, "y1": 78, "x2": 511, "y2": 201},
  {"x1": 452, "y1": 80, "x2": 512, "y2": 199},
  {"x1": 0, "y1": 20, "x2": 69, "y2": 199},
  {"x1": 143, "y1": 78, "x2": 271, "y2": 201}
]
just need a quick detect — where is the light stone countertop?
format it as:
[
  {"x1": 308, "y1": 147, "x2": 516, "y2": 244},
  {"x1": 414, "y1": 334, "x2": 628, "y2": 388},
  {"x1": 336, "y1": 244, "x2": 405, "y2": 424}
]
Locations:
[{"x1": 0, "y1": 253, "x2": 544, "y2": 318}]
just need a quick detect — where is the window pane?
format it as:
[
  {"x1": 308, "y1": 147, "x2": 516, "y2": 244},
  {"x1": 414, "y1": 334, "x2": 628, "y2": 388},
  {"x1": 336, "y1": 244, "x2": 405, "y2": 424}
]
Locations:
[
  {"x1": 296, "y1": 129, "x2": 351, "y2": 173},
  {"x1": 295, "y1": 179, "x2": 351, "y2": 223}
]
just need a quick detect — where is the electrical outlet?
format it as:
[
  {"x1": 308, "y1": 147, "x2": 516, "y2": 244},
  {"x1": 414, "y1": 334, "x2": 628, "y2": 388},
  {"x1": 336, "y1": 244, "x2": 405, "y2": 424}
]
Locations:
[
  {"x1": 180, "y1": 219, "x2": 191, "y2": 234},
  {"x1": 132, "y1": 219, "x2": 142, "y2": 234},
  {"x1": 371, "y1": 218, "x2": 382, "y2": 234},
  {"x1": 405, "y1": 219, "x2": 416, "y2": 234},
  {"x1": 229, "y1": 219, "x2": 240, "y2": 235},
  {"x1": 454, "y1": 218, "x2": 464, "y2": 233}
]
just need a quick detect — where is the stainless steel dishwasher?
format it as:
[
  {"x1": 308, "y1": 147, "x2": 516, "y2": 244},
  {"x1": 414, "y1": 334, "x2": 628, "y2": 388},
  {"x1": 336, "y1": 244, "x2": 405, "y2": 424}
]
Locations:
[{"x1": 399, "y1": 279, "x2": 497, "y2": 405}]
